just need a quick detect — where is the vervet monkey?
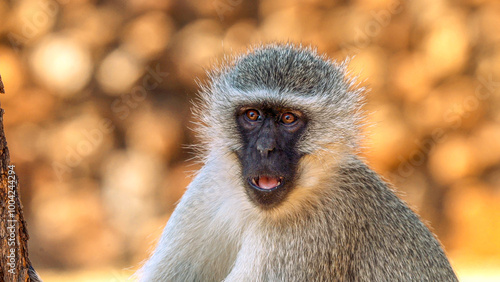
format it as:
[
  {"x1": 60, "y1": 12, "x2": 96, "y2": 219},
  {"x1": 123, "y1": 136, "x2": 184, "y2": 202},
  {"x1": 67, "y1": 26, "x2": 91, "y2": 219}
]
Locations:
[{"x1": 138, "y1": 44, "x2": 457, "y2": 281}]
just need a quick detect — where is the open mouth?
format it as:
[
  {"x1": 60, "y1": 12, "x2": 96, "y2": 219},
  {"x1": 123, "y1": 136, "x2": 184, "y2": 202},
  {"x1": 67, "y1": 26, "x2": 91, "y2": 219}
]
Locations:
[{"x1": 249, "y1": 175, "x2": 284, "y2": 191}]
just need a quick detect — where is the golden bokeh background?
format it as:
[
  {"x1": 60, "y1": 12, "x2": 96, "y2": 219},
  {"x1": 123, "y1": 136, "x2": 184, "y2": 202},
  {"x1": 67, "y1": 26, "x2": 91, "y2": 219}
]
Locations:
[{"x1": 0, "y1": 0, "x2": 499, "y2": 280}]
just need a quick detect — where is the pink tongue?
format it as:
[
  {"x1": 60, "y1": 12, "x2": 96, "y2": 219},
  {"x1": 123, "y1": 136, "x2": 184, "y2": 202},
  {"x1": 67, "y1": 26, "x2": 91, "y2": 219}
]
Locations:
[{"x1": 258, "y1": 176, "x2": 279, "y2": 189}]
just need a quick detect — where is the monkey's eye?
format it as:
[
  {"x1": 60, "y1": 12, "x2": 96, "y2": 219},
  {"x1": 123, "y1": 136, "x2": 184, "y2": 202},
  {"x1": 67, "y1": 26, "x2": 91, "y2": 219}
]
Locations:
[
  {"x1": 245, "y1": 109, "x2": 261, "y2": 121},
  {"x1": 281, "y1": 112, "x2": 297, "y2": 124}
]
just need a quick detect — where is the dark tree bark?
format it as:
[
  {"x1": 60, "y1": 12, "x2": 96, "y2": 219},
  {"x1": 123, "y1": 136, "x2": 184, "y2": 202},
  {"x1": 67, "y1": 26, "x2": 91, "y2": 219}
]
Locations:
[{"x1": 0, "y1": 74, "x2": 41, "y2": 281}]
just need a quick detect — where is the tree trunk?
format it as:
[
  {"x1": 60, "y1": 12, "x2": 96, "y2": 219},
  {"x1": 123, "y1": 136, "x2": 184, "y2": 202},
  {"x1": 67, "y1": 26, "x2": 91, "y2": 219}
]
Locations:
[{"x1": 0, "y1": 74, "x2": 41, "y2": 281}]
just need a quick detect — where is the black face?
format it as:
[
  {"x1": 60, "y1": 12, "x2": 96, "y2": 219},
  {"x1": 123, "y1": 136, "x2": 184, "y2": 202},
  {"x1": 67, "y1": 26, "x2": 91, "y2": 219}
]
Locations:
[{"x1": 235, "y1": 105, "x2": 307, "y2": 209}]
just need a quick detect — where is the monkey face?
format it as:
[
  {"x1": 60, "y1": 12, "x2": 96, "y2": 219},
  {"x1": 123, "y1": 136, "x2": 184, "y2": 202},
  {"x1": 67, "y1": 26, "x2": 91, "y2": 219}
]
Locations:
[{"x1": 235, "y1": 105, "x2": 307, "y2": 209}]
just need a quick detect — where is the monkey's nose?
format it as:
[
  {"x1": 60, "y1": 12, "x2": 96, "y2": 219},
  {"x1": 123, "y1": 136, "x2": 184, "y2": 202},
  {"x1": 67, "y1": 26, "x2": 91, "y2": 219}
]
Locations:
[{"x1": 256, "y1": 144, "x2": 275, "y2": 158}]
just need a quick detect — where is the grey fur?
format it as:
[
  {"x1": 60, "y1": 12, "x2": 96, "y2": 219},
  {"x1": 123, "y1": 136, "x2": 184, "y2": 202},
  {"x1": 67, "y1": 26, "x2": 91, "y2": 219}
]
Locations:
[{"x1": 138, "y1": 43, "x2": 457, "y2": 281}]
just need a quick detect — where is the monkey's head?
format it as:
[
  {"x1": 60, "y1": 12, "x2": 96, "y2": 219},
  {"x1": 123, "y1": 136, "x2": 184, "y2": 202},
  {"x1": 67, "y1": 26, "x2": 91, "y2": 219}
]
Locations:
[{"x1": 195, "y1": 44, "x2": 363, "y2": 211}]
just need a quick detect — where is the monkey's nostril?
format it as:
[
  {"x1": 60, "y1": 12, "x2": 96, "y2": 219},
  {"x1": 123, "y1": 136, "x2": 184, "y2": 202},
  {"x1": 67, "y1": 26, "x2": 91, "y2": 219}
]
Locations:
[{"x1": 258, "y1": 147, "x2": 274, "y2": 158}]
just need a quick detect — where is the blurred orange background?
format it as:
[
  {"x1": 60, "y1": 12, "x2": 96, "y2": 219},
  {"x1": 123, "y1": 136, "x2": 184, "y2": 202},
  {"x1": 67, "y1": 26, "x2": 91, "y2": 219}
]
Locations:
[{"x1": 0, "y1": 0, "x2": 499, "y2": 280}]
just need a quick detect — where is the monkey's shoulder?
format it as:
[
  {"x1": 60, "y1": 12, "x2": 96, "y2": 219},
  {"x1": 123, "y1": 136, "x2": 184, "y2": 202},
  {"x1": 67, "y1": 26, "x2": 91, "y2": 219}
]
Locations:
[{"x1": 325, "y1": 158, "x2": 457, "y2": 281}]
